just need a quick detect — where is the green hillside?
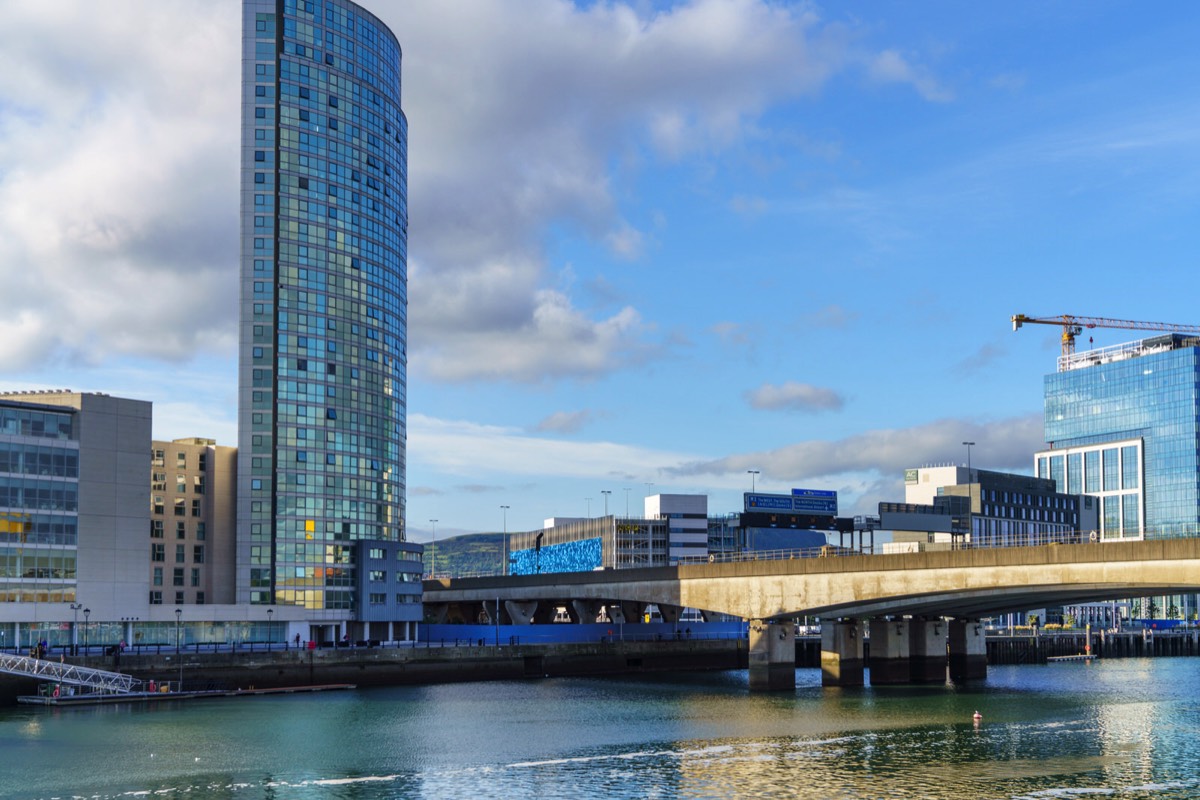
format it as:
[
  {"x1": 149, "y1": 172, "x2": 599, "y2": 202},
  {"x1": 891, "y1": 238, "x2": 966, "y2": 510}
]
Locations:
[{"x1": 425, "y1": 531, "x2": 506, "y2": 577}]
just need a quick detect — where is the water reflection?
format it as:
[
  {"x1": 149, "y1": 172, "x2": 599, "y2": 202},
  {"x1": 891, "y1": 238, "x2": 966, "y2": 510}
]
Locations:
[{"x1": 1, "y1": 659, "x2": 1199, "y2": 799}]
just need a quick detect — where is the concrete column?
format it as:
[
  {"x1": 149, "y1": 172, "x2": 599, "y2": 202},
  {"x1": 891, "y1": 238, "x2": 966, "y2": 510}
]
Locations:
[
  {"x1": 620, "y1": 601, "x2": 648, "y2": 624},
  {"x1": 868, "y1": 618, "x2": 910, "y2": 685},
  {"x1": 748, "y1": 619, "x2": 796, "y2": 691},
  {"x1": 572, "y1": 600, "x2": 603, "y2": 624},
  {"x1": 908, "y1": 618, "x2": 946, "y2": 683},
  {"x1": 948, "y1": 619, "x2": 987, "y2": 682},
  {"x1": 821, "y1": 620, "x2": 864, "y2": 687},
  {"x1": 482, "y1": 599, "x2": 506, "y2": 625},
  {"x1": 504, "y1": 600, "x2": 538, "y2": 625}
]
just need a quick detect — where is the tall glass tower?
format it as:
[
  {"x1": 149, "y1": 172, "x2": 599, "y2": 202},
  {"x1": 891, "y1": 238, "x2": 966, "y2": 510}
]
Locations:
[{"x1": 237, "y1": 0, "x2": 407, "y2": 613}]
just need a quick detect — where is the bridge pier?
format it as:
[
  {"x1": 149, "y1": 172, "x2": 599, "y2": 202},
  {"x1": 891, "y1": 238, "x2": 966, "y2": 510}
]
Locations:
[
  {"x1": 821, "y1": 620, "x2": 864, "y2": 687},
  {"x1": 908, "y1": 617, "x2": 947, "y2": 683},
  {"x1": 572, "y1": 600, "x2": 603, "y2": 624},
  {"x1": 867, "y1": 618, "x2": 911, "y2": 684},
  {"x1": 948, "y1": 619, "x2": 987, "y2": 682},
  {"x1": 748, "y1": 619, "x2": 796, "y2": 691},
  {"x1": 504, "y1": 600, "x2": 539, "y2": 625}
]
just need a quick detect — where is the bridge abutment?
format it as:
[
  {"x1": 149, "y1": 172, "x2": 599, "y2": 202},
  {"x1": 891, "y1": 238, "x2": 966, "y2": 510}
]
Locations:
[
  {"x1": 908, "y1": 618, "x2": 947, "y2": 683},
  {"x1": 948, "y1": 619, "x2": 987, "y2": 682},
  {"x1": 748, "y1": 619, "x2": 796, "y2": 691},
  {"x1": 821, "y1": 620, "x2": 864, "y2": 687},
  {"x1": 867, "y1": 618, "x2": 911, "y2": 684}
]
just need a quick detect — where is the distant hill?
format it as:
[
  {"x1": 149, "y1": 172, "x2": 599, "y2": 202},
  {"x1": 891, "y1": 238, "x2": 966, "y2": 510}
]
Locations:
[{"x1": 426, "y1": 532, "x2": 506, "y2": 577}]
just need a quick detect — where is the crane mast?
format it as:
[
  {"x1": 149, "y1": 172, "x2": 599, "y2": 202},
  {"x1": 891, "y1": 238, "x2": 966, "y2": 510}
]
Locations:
[{"x1": 1011, "y1": 314, "x2": 1200, "y2": 357}]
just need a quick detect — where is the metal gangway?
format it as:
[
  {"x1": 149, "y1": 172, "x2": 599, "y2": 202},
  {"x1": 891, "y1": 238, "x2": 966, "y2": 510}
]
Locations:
[{"x1": 0, "y1": 652, "x2": 140, "y2": 694}]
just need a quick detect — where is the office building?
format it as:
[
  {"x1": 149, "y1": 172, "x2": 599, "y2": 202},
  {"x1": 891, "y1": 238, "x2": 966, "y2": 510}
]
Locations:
[
  {"x1": 237, "y1": 0, "x2": 412, "y2": 625},
  {"x1": 1034, "y1": 334, "x2": 1200, "y2": 541},
  {"x1": 149, "y1": 438, "x2": 237, "y2": 606},
  {"x1": 881, "y1": 466, "x2": 1097, "y2": 550},
  {"x1": 1033, "y1": 333, "x2": 1200, "y2": 620},
  {"x1": 0, "y1": 391, "x2": 151, "y2": 650}
]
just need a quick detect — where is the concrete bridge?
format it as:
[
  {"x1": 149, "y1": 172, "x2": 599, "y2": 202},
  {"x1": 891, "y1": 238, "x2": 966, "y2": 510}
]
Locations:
[{"x1": 423, "y1": 538, "x2": 1200, "y2": 690}]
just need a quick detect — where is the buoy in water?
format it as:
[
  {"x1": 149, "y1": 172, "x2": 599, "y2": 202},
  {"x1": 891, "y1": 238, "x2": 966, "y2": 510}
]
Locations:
[{"x1": 973, "y1": 710, "x2": 983, "y2": 722}]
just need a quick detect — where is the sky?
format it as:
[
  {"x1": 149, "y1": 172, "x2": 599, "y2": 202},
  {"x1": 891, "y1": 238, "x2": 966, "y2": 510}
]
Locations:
[{"x1": 2, "y1": 1, "x2": 1199, "y2": 543}]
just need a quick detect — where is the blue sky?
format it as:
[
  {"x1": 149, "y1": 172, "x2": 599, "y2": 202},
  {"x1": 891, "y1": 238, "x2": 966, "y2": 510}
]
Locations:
[{"x1": 1, "y1": 1, "x2": 1198, "y2": 541}]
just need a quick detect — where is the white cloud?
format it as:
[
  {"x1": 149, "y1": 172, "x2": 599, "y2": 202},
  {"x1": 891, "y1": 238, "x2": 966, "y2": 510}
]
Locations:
[
  {"x1": 409, "y1": 413, "x2": 698, "y2": 479},
  {"x1": 745, "y1": 381, "x2": 846, "y2": 413},
  {"x1": 0, "y1": 0, "x2": 238, "y2": 370},
  {"x1": 669, "y1": 414, "x2": 1044, "y2": 482},
  {"x1": 0, "y1": 0, "x2": 953, "y2": 383},
  {"x1": 534, "y1": 410, "x2": 595, "y2": 434}
]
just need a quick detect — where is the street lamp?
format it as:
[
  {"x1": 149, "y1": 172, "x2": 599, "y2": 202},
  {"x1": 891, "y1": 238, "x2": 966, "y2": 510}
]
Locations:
[
  {"x1": 962, "y1": 442, "x2": 975, "y2": 544},
  {"x1": 624, "y1": 488, "x2": 631, "y2": 518},
  {"x1": 174, "y1": 608, "x2": 183, "y2": 691},
  {"x1": 601, "y1": 490, "x2": 611, "y2": 517},
  {"x1": 748, "y1": 470, "x2": 760, "y2": 493},
  {"x1": 429, "y1": 520, "x2": 438, "y2": 578},
  {"x1": 83, "y1": 608, "x2": 90, "y2": 654},
  {"x1": 500, "y1": 505, "x2": 510, "y2": 576},
  {"x1": 70, "y1": 602, "x2": 83, "y2": 655},
  {"x1": 586, "y1": 497, "x2": 592, "y2": 518},
  {"x1": 267, "y1": 607, "x2": 274, "y2": 645}
]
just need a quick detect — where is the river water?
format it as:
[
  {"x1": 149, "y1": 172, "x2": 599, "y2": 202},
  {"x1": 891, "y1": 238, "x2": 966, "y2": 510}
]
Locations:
[{"x1": 2, "y1": 658, "x2": 1198, "y2": 799}]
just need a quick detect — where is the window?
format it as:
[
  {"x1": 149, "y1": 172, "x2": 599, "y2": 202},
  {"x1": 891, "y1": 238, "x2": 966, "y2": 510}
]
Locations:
[
  {"x1": 175, "y1": 591, "x2": 185, "y2": 605},
  {"x1": 176, "y1": 544, "x2": 185, "y2": 563},
  {"x1": 151, "y1": 543, "x2": 165, "y2": 562},
  {"x1": 194, "y1": 475, "x2": 205, "y2": 495},
  {"x1": 191, "y1": 568, "x2": 201, "y2": 587},
  {"x1": 176, "y1": 452, "x2": 186, "y2": 468},
  {"x1": 176, "y1": 521, "x2": 186, "y2": 539},
  {"x1": 196, "y1": 522, "x2": 206, "y2": 541},
  {"x1": 152, "y1": 472, "x2": 166, "y2": 491},
  {"x1": 369, "y1": 570, "x2": 386, "y2": 582},
  {"x1": 194, "y1": 545, "x2": 205, "y2": 564},
  {"x1": 368, "y1": 548, "x2": 385, "y2": 559},
  {"x1": 369, "y1": 593, "x2": 386, "y2": 605},
  {"x1": 176, "y1": 474, "x2": 186, "y2": 493},
  {"x1": 192, "y1": 499, "x2": 201, "y2": 517},
  {"x1": 151, "y1": 520, "x2": 164, "y2": 538},
  {"x1": 150, "y1": 591, "x2": 162, "y2": 605},
  {"x1": 196, "y1": 592, "x2": 205, "y2": 605},
  {"x1": 153, "y1": 567, "x2": 163, "y2": 587},
  {"x1": 173, "y1": 568, "x2": 184, "y2": 587},
  {"x1": 174, "y1": 498, "x2": 185, "y2": 517},
  {"x1": 153, "y1": 496, "x2": 164, "y2": 515}
]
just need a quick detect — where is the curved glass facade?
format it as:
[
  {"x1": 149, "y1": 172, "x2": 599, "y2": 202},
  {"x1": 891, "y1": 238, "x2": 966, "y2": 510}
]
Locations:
[{"x1": 238, "y1": 0, "x2": 407, "y2": 612}]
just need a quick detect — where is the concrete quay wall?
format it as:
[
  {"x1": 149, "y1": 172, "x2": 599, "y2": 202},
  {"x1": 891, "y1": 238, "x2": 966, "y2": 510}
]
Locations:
[{"x1": 0, "y1": 640, "x2": 747, "y2": 705}]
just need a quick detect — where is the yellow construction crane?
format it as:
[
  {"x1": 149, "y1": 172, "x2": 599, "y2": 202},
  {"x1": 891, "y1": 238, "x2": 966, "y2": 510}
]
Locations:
[{"x1": 1011, "y1": 314, "x2": 1200, "y2": 357}]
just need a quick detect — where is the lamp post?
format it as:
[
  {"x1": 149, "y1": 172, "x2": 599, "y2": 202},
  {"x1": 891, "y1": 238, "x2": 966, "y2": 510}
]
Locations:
[
  {"x1": 624, "y1": 488, "x2": 631, "y2": 518},
  {"x1": 601, "y1": 490, "x2": 611, "y2": 517},
  {"x1": 586, "y1": 498, "x2": 592, "y2": 518},
  {"x1": 962, "y1": 441, "x2": 975, "y2": 544},
  {"x1": 70, "y1": 602, "x2": 83, "y2": 655},
  {"x1": 267, "y1": 607, "x2": 274, "y2": 646},
  {"x1": 174, "y1": 608, "x2": 183, "y2": 691},
  {"x1": 429, "y1": 519, "x2": 438, "y2": 578},
  {"x1": 500, "y1": 505, "x2": 510, "y2": 576},
  {"x1": 747, "y1": 470, "x2": 760, "y2": 493},
  {"x1": 83, "y1": 608, "x2": 90, "y2": 654},
  {"x1": 645, "y1": 482, "x2": 654, "y2": 497}
]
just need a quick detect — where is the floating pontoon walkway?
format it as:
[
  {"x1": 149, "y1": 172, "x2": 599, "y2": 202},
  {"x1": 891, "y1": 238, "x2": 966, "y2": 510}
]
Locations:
[
  {"x1": 18, "y1": 683, "x2": 357, "y2": 707},
  {"x1": 0, "y1": 652, "x2": 139, "y2": 693}
]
